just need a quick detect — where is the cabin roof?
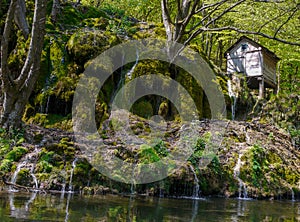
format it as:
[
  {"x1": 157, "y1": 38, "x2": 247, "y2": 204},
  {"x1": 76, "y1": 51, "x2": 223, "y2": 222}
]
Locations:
[{"x1": 225, "y1": 36, "x2": 280, "y2": 61}]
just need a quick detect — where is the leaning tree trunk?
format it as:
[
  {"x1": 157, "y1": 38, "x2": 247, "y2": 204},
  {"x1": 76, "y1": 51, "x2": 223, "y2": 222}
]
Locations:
[{"x1": 0, "y1": 0, "x2": 47, "y2": 129}]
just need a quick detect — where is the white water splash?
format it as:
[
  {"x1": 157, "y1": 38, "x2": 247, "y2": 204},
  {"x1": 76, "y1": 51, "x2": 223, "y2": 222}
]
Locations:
[
  {"x1": 233, "y1": 153, "x2": 249, "y2": 199},
  {"x1": 127, "y1": 49, "x2": 139, "y2": 79},
  {"x1": 189, "y1": 165, "x2": 200, "y2": 199},
  {"x1": 291, "y1": 188, "x2": 295, "y2": 202},
  {"x1": 227, "y1": 79, "x2": 237, "y2": 120},
  {"x1": 68, "y1": 158, "x2": 78, "y2": 192},
  {"x1": 31, "y1": 174, "x2": 39, "y2": 191}
]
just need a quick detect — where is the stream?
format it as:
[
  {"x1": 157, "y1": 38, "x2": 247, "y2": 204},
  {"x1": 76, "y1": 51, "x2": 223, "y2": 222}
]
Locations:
[{"x1": 0, "y1": 192, "x2": 298, "y2": 221}]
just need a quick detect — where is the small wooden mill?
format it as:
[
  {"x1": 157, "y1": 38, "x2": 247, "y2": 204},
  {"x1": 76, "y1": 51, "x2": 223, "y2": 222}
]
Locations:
[{"x1": 225, "y1": 36, "x2": 280, "y2": 99}]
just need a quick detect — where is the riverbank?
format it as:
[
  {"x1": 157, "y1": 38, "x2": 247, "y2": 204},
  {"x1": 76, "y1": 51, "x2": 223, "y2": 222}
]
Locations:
[{"x1": 0, "y1": 117, "x2": 299, "y2": 200}]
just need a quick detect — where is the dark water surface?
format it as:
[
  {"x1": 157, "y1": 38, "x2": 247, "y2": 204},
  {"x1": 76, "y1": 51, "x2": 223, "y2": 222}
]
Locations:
[{"x1": 0, "y1": 192, "x2": 299, "y2": 221}]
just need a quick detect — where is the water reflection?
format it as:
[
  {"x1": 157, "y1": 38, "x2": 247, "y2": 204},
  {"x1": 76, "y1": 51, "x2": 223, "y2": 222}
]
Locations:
[
  {"x1": 8, "y1": 192, "x2": 37, "y2": 219},
  {"x1": 0, "y1": 193, "x2": 299, "y2": 221}
]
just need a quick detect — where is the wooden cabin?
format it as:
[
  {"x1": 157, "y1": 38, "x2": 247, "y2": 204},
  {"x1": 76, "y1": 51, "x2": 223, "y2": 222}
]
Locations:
[{"x1": 225, "y1": 36, "x2": 280, "y2": 98}]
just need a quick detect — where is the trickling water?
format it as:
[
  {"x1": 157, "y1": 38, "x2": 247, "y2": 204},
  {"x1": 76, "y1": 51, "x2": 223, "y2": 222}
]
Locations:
[
  {"x1": 45, "y1": 95, "x2": 51, "y2": 114},
  {"x1": 233, "y1": 153, "x2": 248, "y2": 199},
  {"x1": 159, "y1": 181, "x2": 164, "y2": 198},
  {"x1": 31, "y1": 174, "x2": 38, "y2": 190},
  {"x1": 227, "y1": 79, "x2": 237, "y2": 120},
  {"x1": 9, "y1": 162, "x2": 26, "y2": 191},
  {"x1": 61, "y1": 183, "x2": 66, "y2": 194},
  {"x1": 291, "y1": 188, "x2": 295, "y2": 201},
  {"x1": 189, "y1": 165, "x2": 200, "y2": 199},
  {"x1": 68, "y1": 158, "x2": 78, "y2": 192},
  {"x1": 126, "y1": 49, "x2": 139, "y2": 79},
  {"x1": 130, "y1": 153, "x2": 139, "y2": 195},
  {"x1": 9, "y1": 147, "x2": 40, "y2": 192}
]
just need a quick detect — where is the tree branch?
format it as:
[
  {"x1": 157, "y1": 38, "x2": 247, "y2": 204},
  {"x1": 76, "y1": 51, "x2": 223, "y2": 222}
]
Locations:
[
  {"x1": 258, "y1": 10, "x2": 290, "y2": 32},
  {"x1": 0, "y1": 0, "x2": 17, "y2": 90},
  {"x1": 273, "y1": 7, "x2": 298, "y2": 38},
  {"x1": 14, "y1": 0, "x2": 29, "y2": 39},
  {"x1": 195, "y1": 0, "x2": 228, "y2": 14},
  {"x1": 161, "y1": 0, "x2": 174, "y2": 42},
  {"x1": 15, "y1": 0, "x2": 47, "y2": 90},
  {"x1": 187, "y1": 0, "x2": 227, "y2": 35},
  {"x1": 205, "y1": 0, "x2": 246, "y2": 28},
  {"x1": 201, "y1": 26, "x2": 300, "y2": 46}
]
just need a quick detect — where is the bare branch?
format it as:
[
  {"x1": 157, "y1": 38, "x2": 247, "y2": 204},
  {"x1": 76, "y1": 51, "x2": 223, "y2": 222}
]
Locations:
[
  {"x1": 273, "y1": 7, "x2": 298, "y2": 38},
  {"x1": 182, "y1": 0, "x2": 200, "y2": 27},
  {"x1": 201, "y1": 26, "x2": 300, "y2": 46},
  {"x1": 195, "y1": 0, "x2": 228, "y2": 14},
  {"x1": 205, "y1": 0, "x2": 246, "y2": 28},
  {"x1": 258, "y1": 10, "x2": 290, "y2": 32},
  {"x1": 187, "y1": 0, "x2": 227, "y2": 35}
]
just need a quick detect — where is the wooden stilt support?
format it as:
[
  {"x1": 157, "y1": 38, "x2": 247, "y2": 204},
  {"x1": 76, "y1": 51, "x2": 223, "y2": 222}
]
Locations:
[{"x1": 258, "y1": 76, "x2": 264, "y2": 99}]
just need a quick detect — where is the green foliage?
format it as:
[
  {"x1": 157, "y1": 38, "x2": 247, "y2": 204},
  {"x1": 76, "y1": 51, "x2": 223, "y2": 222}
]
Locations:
[
  {"x1": 36, "y1": 160, "x2": 53, "y2": 173},
  {"x1": 153, "y1": 140, "x2": 168, "y2": 157},
  {"x1": 249, "y1": 144, "x2": 266, "y2": 187},
  {"x1": 188, "y1": 136, "x2": 206, "y2": 166},
  {"x1": 138, "y1": 144, "x2": 160, "y2": 164}
]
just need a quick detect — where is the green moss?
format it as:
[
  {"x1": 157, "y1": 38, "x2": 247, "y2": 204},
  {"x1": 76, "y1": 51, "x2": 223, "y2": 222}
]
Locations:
[
  {"x1": 5, "y1": 146, "x2": 28, "y2": 162},
  {"x1": 138, "y1": 144, "x2": 160, "y2": 164},
  {"x1": 0, "y1": 159, "x2": 13, "y2": 172},
  {"x1": 131, "y1": 100, "x2": 153, "y2": 119}
]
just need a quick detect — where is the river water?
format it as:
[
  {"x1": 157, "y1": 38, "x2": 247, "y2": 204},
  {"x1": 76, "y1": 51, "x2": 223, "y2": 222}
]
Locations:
[{"x1": 0, "y1": 192, "x2": 298, "y2": 221}]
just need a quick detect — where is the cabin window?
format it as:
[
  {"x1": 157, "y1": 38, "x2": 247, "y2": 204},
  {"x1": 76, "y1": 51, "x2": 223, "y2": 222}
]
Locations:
[{"x1": 241, "y1": 43, "x2": 248, "y2": 51}]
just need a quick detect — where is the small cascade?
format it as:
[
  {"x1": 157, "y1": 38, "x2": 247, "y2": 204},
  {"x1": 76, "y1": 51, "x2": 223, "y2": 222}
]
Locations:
[
  {"x1": 61, "y1": 183, "x2": 66, "y2": 194},
  {"x1": 31, "y1": 174, "x2": 38, "y2": 190},
  {"x1": 68, "y1": 158, "x2": 78, "y2": 193},
  {"x1": 9, "y1": 162, "x2": 26, "y2": 191},
  {"x1": 233, "y1": 153, "x2": 249, "y2": 199},
  {"x1": 227, "y1": 79, "x2": 237, "y2": 120},
  {"x1": 126, "y1": 49, "x2": 139, "y2": 79},
  {"x1": 110, "y1": 53, "x2": 126, "y2": 105},
  {"x1": 130, "y1": 182, "x2": 135, "y2": 195},
  {"x1": 9, "y1": 147, "x2": 40, "y2": 192},
  {"x1": 291, "y1": 188, "x2": 295, "y2": 201},
  {"x1": 159, "y1": 181, "x2": 164, "y2": 198},
  {"x1": 45, "y1": 95, "x2": 51, "y2": 114},
  {"x1": 189, "y1": 165, "x2": 200, "y2": 199}
]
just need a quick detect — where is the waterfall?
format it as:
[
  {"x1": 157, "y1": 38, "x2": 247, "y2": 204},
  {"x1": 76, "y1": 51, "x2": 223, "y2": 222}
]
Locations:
[
  {"x1": 130, "y1": 152, "x2": 139, "y2": 195},
  {"x1": 9, "y1": 162, "x2": 26, "y2": 192},
  {"x1": 9, "y1": 149, "x2": 39, "y2": 192},
  {"x1": 45, "y1": 95, "x2": 51, "y2": 114},
  {"x1": 64, "y1": 193, "x2": 72, "y2": 222},
  {"x1": 159, "y1": 181, "x2": 164, "y2": 198},
  {"x1": 233, "y1": 153, "x2": 249, "y2": 199},
  {"x1": 61, "y1": 183, "x2": 66, "y2": 194},
  {"x1": 291, "y1": 188, "x2": 295, "y2": 201},
  {"x1": 227, "y1": 79, "x2": 237, "y2": 120},
  {"x1": 189, "y1": 165, "x2": 200, "y2": 199},
  {"x1": 126, "y1": 49, "x2": 139, "y2": 80},
  {"x1": 31, "y1": 174, "x2": 39, "y2": 190},
  {"x1": 68, "y1": 158, "x2": 78, "y2": 193}
]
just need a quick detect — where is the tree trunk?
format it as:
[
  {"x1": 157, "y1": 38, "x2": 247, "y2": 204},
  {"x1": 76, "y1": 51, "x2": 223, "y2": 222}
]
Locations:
[{"x1": 0, "y1": 0, "x2": 47, "y2": 129}]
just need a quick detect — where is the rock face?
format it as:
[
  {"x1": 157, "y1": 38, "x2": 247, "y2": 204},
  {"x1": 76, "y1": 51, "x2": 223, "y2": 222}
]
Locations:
[{"x1": 1, "y1": 117, "x2": 299, "y2": 199}]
